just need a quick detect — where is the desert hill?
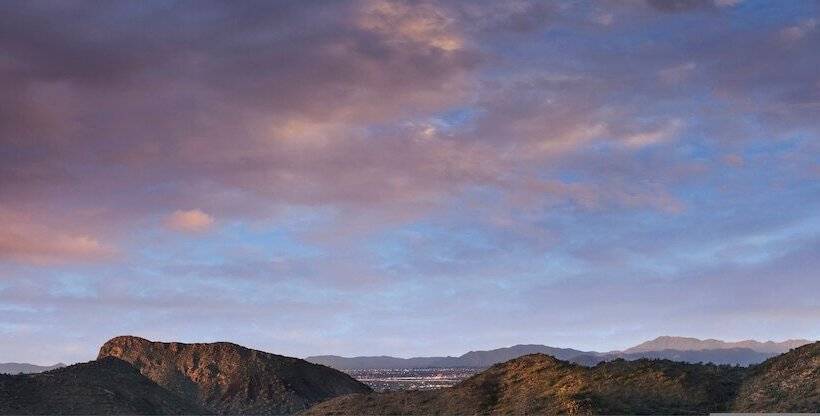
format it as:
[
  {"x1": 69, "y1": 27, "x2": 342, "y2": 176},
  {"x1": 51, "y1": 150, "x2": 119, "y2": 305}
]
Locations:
[
  {"x1": 97, "y1": 335, "x2": 370, "y2": 415},
  {"x1": 306, "y1": 341, "x2": 820, "y2": 415},
  {"x1": 0, "y1": 357, "x2": 206, "y2": 415}
]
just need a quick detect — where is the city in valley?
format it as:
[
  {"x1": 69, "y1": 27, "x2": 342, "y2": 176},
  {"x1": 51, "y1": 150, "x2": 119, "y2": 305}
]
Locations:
[{"x1": 344, "y1": 368, "x2": 479, "y2": 391}]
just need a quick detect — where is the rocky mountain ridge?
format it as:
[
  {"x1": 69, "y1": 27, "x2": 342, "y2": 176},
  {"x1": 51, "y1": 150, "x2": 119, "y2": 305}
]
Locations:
[{"x1": 97, "y1": 335, "x2": 370, "y2": 415}]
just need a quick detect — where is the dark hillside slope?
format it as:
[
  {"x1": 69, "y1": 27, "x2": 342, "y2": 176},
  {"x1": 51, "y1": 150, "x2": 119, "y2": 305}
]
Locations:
[
  {"x1": 0, "y1": 357, "x2": 206, "y2": 415},
  {"x1": 98, "y1": 335, "x2": 370, "y2": 415}
]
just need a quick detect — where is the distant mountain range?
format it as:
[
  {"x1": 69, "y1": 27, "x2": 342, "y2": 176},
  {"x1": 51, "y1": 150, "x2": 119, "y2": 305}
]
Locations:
[
  {"x1": 623, "y1": 335, "x2": 811, "y2": 354},
  {"x1": 306, "y1": 341, "x2": 820, "y2": 415},
  {"x1": 306, "y1": 336, "x2": 812, "y2": 369},
  {"x1": 0, "y1": 362, "x2": 65, "y2": 374}
]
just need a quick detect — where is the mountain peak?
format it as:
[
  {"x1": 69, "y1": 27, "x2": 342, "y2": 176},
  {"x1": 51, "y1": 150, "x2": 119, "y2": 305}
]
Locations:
[{"x1": 98, "y1": 335, "x2": 371, "y2": 414}]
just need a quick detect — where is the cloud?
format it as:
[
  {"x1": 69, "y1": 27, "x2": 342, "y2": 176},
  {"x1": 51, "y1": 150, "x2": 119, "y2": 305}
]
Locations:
[
  {"x1": 0, "y1": 210, "x2": 114, "y2": 265},
  {"x1": 779, "y1": 18, "x2": 818, "y2": 42},
  {"x1": 358, "y1": 0, "x2": 464, "y2": 51},
  {"x1": 723, "y1": 154, "x2": 744, "y2": 167},
  {"x1": 622, "y1": 120, "x2": 683, "y2": 148},
  {"x1": 166, "y1": 209, "x2": 215, "y2": 233},
  {"x1": 658, "y1": 62, "x2": 697, "y2": 84},
  {"x1": 0, "y1": 0, "x2": 818, "y2": 362},
  {"x1": 646, "y1": 0, "x2": 714, "y2": 13}
]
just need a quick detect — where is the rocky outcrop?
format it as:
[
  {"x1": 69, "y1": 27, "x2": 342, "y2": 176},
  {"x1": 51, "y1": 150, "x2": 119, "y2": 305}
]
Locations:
[{"x1": 98, "y1": 336, "x2": 370, "y2": 415}]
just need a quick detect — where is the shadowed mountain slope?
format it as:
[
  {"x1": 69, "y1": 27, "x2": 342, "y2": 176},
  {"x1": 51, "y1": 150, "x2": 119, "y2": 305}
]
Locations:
[
  {"x1": 305, "y1": 354, "x2": 748, "y2": 415},
  {"x1": 733, "y1": 341, "x2": 820, "y2": 412},
  {"x1": 98, "y1": 336, "x2": 371, "y2": 415},
  {"x1": 0, "y1": 357, "x2": 207, "y2": 415}
]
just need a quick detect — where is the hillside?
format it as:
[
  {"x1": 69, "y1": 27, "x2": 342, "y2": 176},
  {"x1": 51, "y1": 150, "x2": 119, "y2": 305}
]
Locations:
[
  {"x1": 97, "y1": 336, "x2": 370, "y2": 415},
  {"x1": 0, "y1": 357, "x2": 206, "y2": 415},
  {"x1": 0, "y1": 362, "x2": 65, "y2": 375},
  {"x1": 733, "y1": 341, "x2": 820, "y2": 412},
  {"x1": 305, "y1": 354, "x2": 748, "y2": 415}
]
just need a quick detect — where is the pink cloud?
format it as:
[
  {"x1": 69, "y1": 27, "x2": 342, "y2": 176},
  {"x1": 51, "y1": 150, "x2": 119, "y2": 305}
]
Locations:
[
  {"x1": 166, "y1": 209, "x2": 215, "y2": 233},
  {"x1": 0, "y1": 210, "x2": 114, "y2": 265}
]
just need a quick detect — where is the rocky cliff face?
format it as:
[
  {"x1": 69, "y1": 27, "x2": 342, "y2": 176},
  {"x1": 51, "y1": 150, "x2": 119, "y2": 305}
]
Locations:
[
  {"x1": 0, "y1": 357, "x2": 207, "y2": 415},
  {"x1": 97, "y1": 335, "x2": 371, "y2": 415}
]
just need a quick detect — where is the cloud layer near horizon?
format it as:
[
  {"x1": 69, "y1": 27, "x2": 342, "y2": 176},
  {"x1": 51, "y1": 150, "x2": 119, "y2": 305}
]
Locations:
[{"x1": 1, "y1": 0, "x2": 818, "y2": 364}]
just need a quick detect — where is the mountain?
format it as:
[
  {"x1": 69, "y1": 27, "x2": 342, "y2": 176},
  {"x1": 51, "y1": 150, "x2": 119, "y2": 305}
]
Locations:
[
  {"x1": 97, "y1": 335, "x2": 371, "y2": 415},
  {"x1": 0, "y1": 362, "x2": 65, "y2": 375},
  {"x1": 568, "y1": 349, "x2": 775, "y2": 367},
  {"x1": 305, "y1": 353, "x2": 748, "y2": 415},
  {"x1": 0, "y1": 357, "x2": 207, "y2": 415},
  {"x1": 733, "y1": 341, "x2": 820, "y2": 412},
  {"x1": 459, "y1": 344, "x2": 592, "y2": 367},
  {"x1": 306, "y1": 342, "x2": 820, "y2": 415},
  {"x1": 306, "y1": 344, "x2": 592, "y2": 369},
  {"x1": 607, "y1": 347, "x2": 777, "y2": 366},
  {"x1": 306, "y1": 337, "x2": 808, "y2": 369},
  {"x1": 624, "y1": 336, "x2": 811, "y2": 354}
]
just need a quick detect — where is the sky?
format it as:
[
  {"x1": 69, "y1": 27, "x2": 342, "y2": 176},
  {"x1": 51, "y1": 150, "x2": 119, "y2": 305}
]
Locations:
[{"x1": 1, "y1": 0, "x2": 819, "y2": 365}]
